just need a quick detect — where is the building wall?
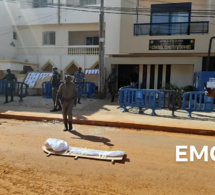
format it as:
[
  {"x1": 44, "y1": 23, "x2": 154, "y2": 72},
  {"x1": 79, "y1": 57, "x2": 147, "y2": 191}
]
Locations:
[
  {"x1": 105, "y1": 56, "x2": 202, "y2": 88},
  {"x1": 170, "y1": 64, "x2": 194, "y2": 87},
  {"x1": 15, "y1": 23, "x2": 99, "y2": 71},
  {"x1": 0, "y1": 2, "x2": 21, "y2": 60},
  {"x1": 104, "y1": 0, "x2": 122, "y2": 54},
  {"x1": 69, "y1": 31, "x2": 99, "y2": 45},
  {"x1": 117, "y1": 0, "x2": 215, "y2": 55}
]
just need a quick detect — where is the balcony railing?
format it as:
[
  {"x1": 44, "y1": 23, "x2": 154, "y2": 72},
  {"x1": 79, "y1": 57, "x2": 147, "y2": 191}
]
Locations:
[
  {"x1": 68, "y1": 46, "x2": 99, "y2": 55},
  {"x1": 134, "y1": 21, "x2": 209, "y2": 36}
]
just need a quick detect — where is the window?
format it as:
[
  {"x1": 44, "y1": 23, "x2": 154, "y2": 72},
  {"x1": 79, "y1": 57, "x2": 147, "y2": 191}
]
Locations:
[
  {"x1": 142, "y1": 65, "x2": 147, "y2": 89},
  {"x1": 13, "y1": 32, "x2": 17, "y2": 40},
  {"x1": 151, "y1": 3, "x2": 191, "y2": 35},
  {"x1": 150, "y1": 65, "x2": 155, "y2": 89},
  {"x1": 80, "y1": 0, "x2": 96, "y2": 6},
  {"x1": 43, "y1": 32, "x2": 55, "y2": 45},
  {"x1": 20, "y1": 0, "x2": 53, "y2": 8},
  {"x1": 165, "y1": 65, "x2": 171, "y2": 85},
  {"x1": 157, "y1": 65, "x2": 163, "y2": 89},
  {"x1": 134, "y1": 2, "x2": 208, "y2": 36},
  {"x1": 86, "y1": 36, "x2": 99, "y2": 45}
]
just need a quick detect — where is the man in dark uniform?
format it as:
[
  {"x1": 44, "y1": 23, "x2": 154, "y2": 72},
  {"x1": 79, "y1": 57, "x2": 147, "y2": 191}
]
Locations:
[
  {"x1": 107, "y1": 68, "x2": 118, "y2": 102},
  {"x1": 50, "y1": 66, "x2": 62, "y2": 112},
  {"x1": 74, "y1": 66, "x2": 85, "y2": 104},
  {"x1": 57, "y1": 75, "x2": 77, "y2": 131},
  {"x1": 130, "y1": 66, "x2": 138, "y2": 85},
  {"x1": 2, "y1": 69, "x2": 17, "y2": 103}
]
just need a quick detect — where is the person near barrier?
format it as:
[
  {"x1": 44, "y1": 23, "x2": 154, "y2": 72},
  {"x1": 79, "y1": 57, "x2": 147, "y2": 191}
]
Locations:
[
  {"x1": 2, "y1": 69, "x2": 17, "y2": 103},
  {"x1": 107, "y1": 68, "x2": 118, "y2": 102},
  {"x1": 57, "y1": 75, "x2": 77, "y2": 131},
  {"x1": 50, "y1": 67, "x2": 62, "y2": 112},
  {"x1": 74, "y1": 66, "x2": 85, "y2": 104},
  {"x1": 130, "y1": 66, "x2": 138, "y2": 86},
  {"x1": 205, "y1": 87, "x2": 215, "y2": 98}
]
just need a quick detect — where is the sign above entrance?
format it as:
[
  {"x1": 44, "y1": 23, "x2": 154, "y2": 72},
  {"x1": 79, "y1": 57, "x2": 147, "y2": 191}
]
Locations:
[{"x1": 149, "y1": 39, "x2": 195, "y2": 50}]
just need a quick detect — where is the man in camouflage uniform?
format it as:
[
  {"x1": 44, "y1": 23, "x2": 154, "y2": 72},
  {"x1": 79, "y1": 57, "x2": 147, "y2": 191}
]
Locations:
[
  {"x1": 74, "y1": 66, "x2": 85, "y2": 104},
  {"x1": 50, "y1": 66, "x2": 62, "y2": 112},
  {"x1": 2, "y1": 69, "x2": 17, "y2": 103},
  {"x1": 107, "y1": 68, "x2": 118, "y2": 102},
  {"x1": 57, "y1": 75, "x2": 77, "y2": 131}
]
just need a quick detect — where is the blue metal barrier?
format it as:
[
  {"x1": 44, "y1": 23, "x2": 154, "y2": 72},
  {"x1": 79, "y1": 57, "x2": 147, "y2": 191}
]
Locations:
[
  {"x1": 42, "y1": 81, "x2": 95, "y2": 98},
  {"x1": 118, "y1": 83, "x2": 139, "y2": 107},
  {"x1": 81, "y1": 82, "x2": 96, "y2": 98},
  {"x1": 119, "y1": 88, "x2": 163, "y2": 115},
  {"x1": 42, "y1": 81, "x2": 53, "y2": 98},
  {"x1": 0, "y1": 80, "x2": 28, "y2": 101},
  {"x1": 182, "y1": 91, "x2": 214, "y2": 118}
]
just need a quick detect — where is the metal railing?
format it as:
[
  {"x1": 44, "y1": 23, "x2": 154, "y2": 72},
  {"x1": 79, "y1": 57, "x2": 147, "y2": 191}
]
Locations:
[
  {"x1": 119, "y1": 88, "x2": 163, "y2": 115},
  {"x1": 42, "y1": 81, "x2": 96, "y2": 98},
  {"x1": 134, "y1": 21, "x2": 209, "y2": 36},
  {"x1": 0, "y1": 80, "x2": 28, "y2": 101},
  {"x1": 119, "y1": 88, "x2": 215, "y2": 118},
  {"x1": 182, "y1": 91, "x2": 214, "y2": 118},
  {"x1": 160, "y1": 90, "x2": 183, "y2": 116}
]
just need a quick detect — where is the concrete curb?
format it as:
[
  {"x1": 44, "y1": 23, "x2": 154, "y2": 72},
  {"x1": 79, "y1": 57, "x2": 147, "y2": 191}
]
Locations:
[{"x1": 1, "y1": 113, "x2": 215, "y2": 136}]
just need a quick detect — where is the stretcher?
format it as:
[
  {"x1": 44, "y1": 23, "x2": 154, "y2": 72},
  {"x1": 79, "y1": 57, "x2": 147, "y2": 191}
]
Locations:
[{"x1": 42, "y1": 146, "x2": 125, "y2": 164}]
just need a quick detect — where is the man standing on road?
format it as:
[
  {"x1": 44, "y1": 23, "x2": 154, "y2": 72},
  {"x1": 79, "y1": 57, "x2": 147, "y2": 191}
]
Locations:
[
  {"x1": 74, "y1": 66, "x2": 85, "y2": 104},
  {"x1": 50, "y1": 66, "x2": 62, "y2": 112},
  {"x1": 57, "y1": 75, "x2": 77, "y2": 131},
  {"x1": 2, "y1": 69, "x2": 17, "y2": 103},
  {"x1": 107, "y1": 68, "x2": 118, "y2": 102}
]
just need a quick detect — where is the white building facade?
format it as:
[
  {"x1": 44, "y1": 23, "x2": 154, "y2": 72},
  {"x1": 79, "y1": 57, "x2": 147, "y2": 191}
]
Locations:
[{"x1": 0, "y1": 0, "x2": 215, "y2": 90}]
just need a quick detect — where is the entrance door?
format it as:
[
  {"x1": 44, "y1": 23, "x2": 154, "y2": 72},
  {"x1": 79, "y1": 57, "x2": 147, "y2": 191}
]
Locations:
[
  {"x1": 0, "y1": 71, "x2": 3, "y2": 79},
  {"x1": 118, "y1": 65, "x2": 139, "y2": 89}
]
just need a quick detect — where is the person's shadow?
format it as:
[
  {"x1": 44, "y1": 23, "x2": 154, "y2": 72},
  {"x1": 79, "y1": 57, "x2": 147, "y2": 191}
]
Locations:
[{"x1": 68, "y1": 130, "x2": 114, "y2": 147}]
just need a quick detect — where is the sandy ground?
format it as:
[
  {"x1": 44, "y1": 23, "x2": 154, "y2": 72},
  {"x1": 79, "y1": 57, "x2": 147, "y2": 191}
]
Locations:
[{"x1": 1, "y1": 119, "x2": 215, "y2": 195}]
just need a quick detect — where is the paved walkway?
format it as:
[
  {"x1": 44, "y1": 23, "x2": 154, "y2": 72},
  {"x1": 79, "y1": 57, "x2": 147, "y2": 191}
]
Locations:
[{"x1": 0, "y1": 95, "x2": 215, "y2": 136}]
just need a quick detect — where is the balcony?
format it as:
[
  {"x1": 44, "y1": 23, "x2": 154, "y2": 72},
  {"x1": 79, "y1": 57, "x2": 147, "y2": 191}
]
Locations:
[
  {"x1": 17, "y1": 45, "x2": 99, "y2": 56},
  {"x1": 68, "y1": 46, "x2": 99, "y2": 55},
  {"x1": 134, "y1": 21, "x2": 209, "y2": 36}
]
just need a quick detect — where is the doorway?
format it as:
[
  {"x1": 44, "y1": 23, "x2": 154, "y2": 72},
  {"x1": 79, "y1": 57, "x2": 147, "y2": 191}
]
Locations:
[{"x1": 118, "y1": 65, "x2": 139, "y2": 89}]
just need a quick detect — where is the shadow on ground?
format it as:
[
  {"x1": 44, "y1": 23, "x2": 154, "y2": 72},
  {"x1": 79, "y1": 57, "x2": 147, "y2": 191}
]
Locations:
[
  {"x1": 68, "y1": 130, "x2": 114, "y2": 147},
  {"x1": 122, "y1": 107, "x2": 215, "y2": 122}
]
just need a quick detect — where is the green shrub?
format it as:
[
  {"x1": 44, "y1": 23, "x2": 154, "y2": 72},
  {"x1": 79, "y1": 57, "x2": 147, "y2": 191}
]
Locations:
[
  {"x1": 181, "y1": 85, "x2": 193, "y2": 92},
  {"x1": 161, "y1": 83, "x2": 193, "y2": 92},
  {"x1": 161, "y1": 83, "x2": 183, "y2": 91}
]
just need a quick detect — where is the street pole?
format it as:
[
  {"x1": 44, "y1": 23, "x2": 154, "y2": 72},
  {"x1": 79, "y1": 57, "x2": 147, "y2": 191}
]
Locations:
[
  {"x1": 99, "y1": 0, "x2": 105, "y2": 94},
  {"x1": 206, "y1": 37, "x2": 215, "y2": 71},
  {"x1": 136, "y1": 0, "x2": 139, "y2": 23},
  {"x1": 58, "y1": 0, "x2": 60, "y2": 24}
]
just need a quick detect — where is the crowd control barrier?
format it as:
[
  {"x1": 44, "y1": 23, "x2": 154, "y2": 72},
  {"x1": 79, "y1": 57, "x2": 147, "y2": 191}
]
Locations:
[
  {"x1": 42, "y1": 81, "x2": 53, "y2": 98},
  {"x1": 182, "y1": 91, "x2": 214, "y2": 118},
  {"x1": 0, "y1": 80, "x2": 28, "y2": 101},
  {"x1": 42, "y1": 81, "x2": 95, "y2": 98},
  {"x1": 160, "y1": 90, "x2": 183, "y2": 116},
  {"x1": 81, "y1": 82, "x2": 96, "y2": 98},
  {"x1": 119, "y1": 88, "x2": 163, "y2": 115}
]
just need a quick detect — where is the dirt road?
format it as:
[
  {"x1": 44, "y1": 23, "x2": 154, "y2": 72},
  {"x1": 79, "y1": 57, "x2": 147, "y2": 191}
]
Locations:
[{"x1": 0, "y1": 119, "x2": 215, "y2": 195}]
